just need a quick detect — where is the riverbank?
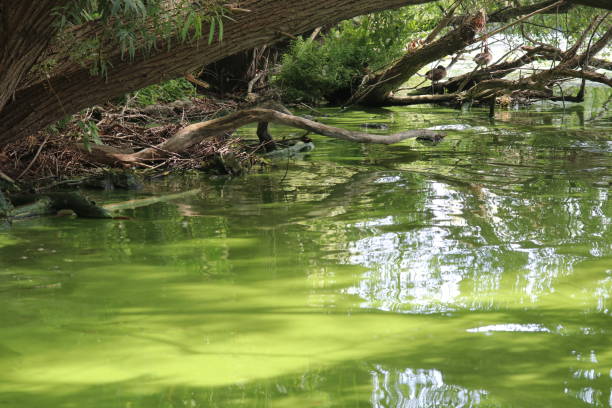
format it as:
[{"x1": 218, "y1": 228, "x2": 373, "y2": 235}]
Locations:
[{"x1": 0, "y1": 96, "x2": 247, "y2": 189}]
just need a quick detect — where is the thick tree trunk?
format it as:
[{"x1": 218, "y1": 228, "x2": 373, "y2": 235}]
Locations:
[
  {"x1": 0, "y1": 1, "x2": 64, "y2": 112},
  {"x1": 0, "y1": 0, "x2": 436, "y2": 148}
]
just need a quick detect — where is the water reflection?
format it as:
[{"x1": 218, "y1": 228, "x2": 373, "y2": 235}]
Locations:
[
  {"x1": 1, "y1": 96, "x2": 611, "y2": 407},
  {"x1": 371, "y1": 366, "x2": 489, "y2": 408},
  {"x1": 337, "y1": 164, "x2": 611, "y2": 312}
]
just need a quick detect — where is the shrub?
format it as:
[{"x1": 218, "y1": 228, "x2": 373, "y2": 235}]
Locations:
[
  {"x1": 275, "y1": 6, "x2": 438, "y2": 104},
  {"x1": 132, "y1": 78, "x2": 196, "y2": 106}
]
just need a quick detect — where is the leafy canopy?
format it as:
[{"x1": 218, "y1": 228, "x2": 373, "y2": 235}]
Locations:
[{"x1": 52, "y1": 0, "x2": 230, "y2": 77}]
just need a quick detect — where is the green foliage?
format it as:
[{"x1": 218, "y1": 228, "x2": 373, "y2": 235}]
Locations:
[
  {"x1": 47, "y1": 115, "x2": 74, "y2": 135},
  {"x1": 275, "y1": 5, "x2": 439, "y2": 103},
  {"x1": 503, "y1": 6, "x2": 607, "y2": 49},
  {"x1": 131, "y1": 78, "x2": 196, "y2": 106},
  {"x1": 46, "y1": 116, "x2": 102, "y2": 152},
  {"x1": 77, "y1": 120, "x2": 102, "y2": 152},
  {"x1": 53, "y1": 0, "x2": 230, "y2": 77},
  {"x1": 275, "y1": 0, "x2": 609, "y2": 104}
]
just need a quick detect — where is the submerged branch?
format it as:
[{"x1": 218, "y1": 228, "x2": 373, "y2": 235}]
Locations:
[{"x1": 386, "y1": 94, "x2": 460, "y2": 105}]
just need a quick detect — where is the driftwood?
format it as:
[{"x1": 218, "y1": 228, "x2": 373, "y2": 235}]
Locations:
[
  {"x1": 386, "y1": 94, "x2": 460, "y2": 105},
  {"x1": 9, "y1": 192, "x2": 112, "y2": 219},
  {"x1": 84, "y1": 108, "x2": 444, "y2": 166},
  {"x1": 4, "y1": 189, "x2": 204, "y2": 221}
]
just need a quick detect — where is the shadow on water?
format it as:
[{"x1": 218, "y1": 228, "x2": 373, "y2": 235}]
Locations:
[{"x1": 1, "y1": 304, "x2": 611, "y2": 407}]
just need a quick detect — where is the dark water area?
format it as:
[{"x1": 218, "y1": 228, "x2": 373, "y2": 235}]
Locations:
[{"x1": 1, "y1": 89, "x2": 611, "y2": 407}]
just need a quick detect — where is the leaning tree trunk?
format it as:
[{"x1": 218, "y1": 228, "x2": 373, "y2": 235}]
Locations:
[
  {"x1": 355, "y1": 17, "x2": 480, "y2": 106},
  {"x1": 0, "y1": 1, "x2": 65, "y2": 112},
  {"x1": 0, "y1": 0, "x2": 437, "y2": 148},
  {"x1": 414, "y1": 13, "x2": 612, "y2": 97}
]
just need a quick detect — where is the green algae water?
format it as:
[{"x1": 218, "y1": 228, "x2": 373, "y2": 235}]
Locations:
[{"x1": 1, "y1": 93, "x2": 611, "y2": 407}]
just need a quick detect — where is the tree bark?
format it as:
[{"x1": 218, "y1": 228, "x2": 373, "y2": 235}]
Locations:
[
  {"x1": 0, "y1": 0, "x2": 437, "y2": 148},
  {"x1": 569, "y1": 0, "x2": 612, "y2": 10},
  {"x1": 0, "y1": 1, "x2": 65, "y2": 112}
]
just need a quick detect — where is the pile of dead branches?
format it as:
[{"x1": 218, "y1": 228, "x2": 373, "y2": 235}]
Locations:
[{"x1": 0, "y1": 97, "x2": 247, "y2": 186}]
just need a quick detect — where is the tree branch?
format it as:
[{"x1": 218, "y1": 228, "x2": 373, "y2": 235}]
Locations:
[{"x1": 87, "y1": 108, "x2": 445, "y2": 165}]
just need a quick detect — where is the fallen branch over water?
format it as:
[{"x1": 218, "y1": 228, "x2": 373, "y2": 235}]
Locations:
[{"x1": 85, "y1": 108, "x2": 445, "y2": 166}]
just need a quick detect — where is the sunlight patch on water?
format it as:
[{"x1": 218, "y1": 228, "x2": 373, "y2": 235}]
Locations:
[
  {"x1": 466, "y1": 324, "x2": 551, "y2": 333},
  {"x1": 371, "y1": 366, "x2": 490, "y2": 408}
]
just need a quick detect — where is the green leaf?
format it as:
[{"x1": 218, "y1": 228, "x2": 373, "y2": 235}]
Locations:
[
  {"x1": 194, "y1": 14, "x2": 203, "y2": 39},
  {"x1": 208, "y1": 18, "x2": 216, "y2": 45},
  {"x1": 180, "y1": 12, "x2": 193, "y2": 42}
]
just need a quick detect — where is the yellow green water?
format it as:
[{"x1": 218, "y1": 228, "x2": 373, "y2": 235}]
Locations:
[{"x1": 1, "y1": 93, "x2": 611, "y2": 407}]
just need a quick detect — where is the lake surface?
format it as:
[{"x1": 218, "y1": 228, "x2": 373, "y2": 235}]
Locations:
[{"x1": 1, "y1": 91, "x2": 611, "y2": 407}]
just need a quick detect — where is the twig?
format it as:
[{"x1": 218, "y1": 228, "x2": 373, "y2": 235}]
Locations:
[
  {"x1": 580, "y1": 12, "x2": 610, "y2": 69},
  {"x1": 297, "y1": 103, "x2": 324, "y2": 115},
  {"x1": 276, "y1": 31, "x2": 297, "y2": 40},
  {"x1": 425, "y1": 0, "x2": 463, "y2": 43},
  {"x1": 475, "y1": 0, "x2": 565, "y2": 42},
  {"x1": 247, "y1": 70, "x2": 267, "y2": 94},
  {"x1": 344, "y1": 73, "x2": 402, "y2": 107},
  {"x1": 224, "y1": 5, "x2": 251, "y2": 13},
  {"x1": 309, "y1": 27, "x2": 323, "y2": 42},
  {"x1": 17, "y1": 134, "x2": 51, "y2": 180},
  {"x1": 0, "y1": 169, "x2": 16, "y2": 184},
  {"x1": 185, "y1": 73, "x2": 210, "y2": 89},
  {"x1": 279, "y1": 155, "x2": 291, "y2": 184},
  {"x1": 144, "y1": 161, "x2": 170, "y2": 172}
]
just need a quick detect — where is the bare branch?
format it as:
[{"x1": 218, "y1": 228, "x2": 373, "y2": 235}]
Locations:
[
  {"x1": 554, "y1": 68, "x2": 612, "y2": 86},
  {"x1": 92, "y1": 108, "x2": 445, "y2": 165}
]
